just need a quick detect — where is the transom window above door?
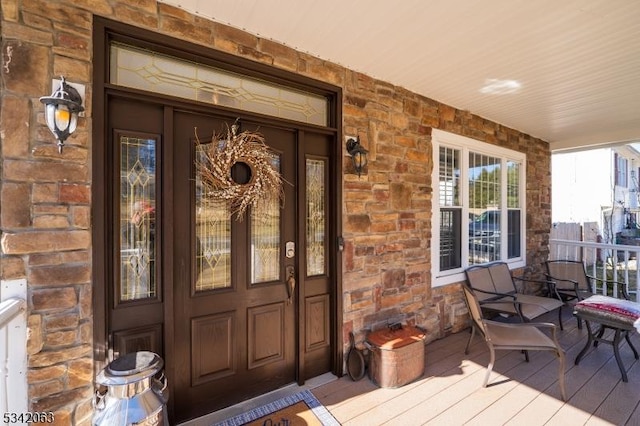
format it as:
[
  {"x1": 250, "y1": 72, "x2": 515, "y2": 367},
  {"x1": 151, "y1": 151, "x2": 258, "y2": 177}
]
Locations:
[
  {"x1": 432, "y1": 129, "x2": 526, "y2": 287},
  {"x1": 109, "y1": 43, "x2": 329, "y2": 126}
]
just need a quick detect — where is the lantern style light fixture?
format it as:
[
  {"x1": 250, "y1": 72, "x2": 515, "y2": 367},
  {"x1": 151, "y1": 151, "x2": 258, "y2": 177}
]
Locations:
[
  {"x1": 346, "y1": 136, "x2": 368, "y2": 178},
  {"x1": 39, "y1": 76, "x2": 84, "y2": 153}
]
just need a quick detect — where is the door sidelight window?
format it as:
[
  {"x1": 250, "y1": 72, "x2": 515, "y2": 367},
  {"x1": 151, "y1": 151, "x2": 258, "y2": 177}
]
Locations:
[{"x1": 119, "y1": 135, "x2": 158, "y2": 301}]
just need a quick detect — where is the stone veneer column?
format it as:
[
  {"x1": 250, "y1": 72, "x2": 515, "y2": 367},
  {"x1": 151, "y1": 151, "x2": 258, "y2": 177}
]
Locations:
[{"x1": 1, "y1": 0, "x2": 94, "y2": 423}]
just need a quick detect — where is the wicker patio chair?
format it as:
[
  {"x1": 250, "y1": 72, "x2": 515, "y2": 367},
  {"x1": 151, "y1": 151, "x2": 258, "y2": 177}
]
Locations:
[
  {"x1": 462, "y1": 285, "x2": 567, "y2": 400},
  {"x1": 465, "y1": 262, "x2": 564, "y2": 328}
]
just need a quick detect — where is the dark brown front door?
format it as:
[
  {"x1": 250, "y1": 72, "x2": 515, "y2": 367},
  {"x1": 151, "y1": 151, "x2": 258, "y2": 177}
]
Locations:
[
  {"x1": 104, "y1": 96, "x2": 334, "y2": 423},
  {"x1": 171, "y1": 111, "x2": 298, "y2": 420}
]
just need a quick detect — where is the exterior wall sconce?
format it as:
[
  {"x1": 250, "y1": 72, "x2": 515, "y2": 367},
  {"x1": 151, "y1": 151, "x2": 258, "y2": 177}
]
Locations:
[
  {"x1": 39, "y1": 76, "x2": 84, "y2": 153},
  {"x1": 346, "y1": 136, "x2": 368, "y2": 177}
]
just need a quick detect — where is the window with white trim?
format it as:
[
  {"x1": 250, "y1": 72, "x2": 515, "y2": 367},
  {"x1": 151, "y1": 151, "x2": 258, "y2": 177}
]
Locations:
[
  {"x1": 432, "y1": 129, "x2": 526, "y2": 286},
  {"x1": 615, "y1": 153, "x2": 628, "y2": 187}
]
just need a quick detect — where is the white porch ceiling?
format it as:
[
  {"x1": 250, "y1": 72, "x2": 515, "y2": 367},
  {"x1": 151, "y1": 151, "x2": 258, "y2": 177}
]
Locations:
[{"x1": 160, "y1": 0, "x2": 640, "y2": 152}]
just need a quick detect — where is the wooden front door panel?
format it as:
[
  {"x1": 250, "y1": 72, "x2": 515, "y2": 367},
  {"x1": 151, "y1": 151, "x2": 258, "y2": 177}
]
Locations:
[
  {"x1": 190, "y1": 312, "x2": 235, "y2": 385},
  {"x1": 171, "y1": 111, "x2": 297, "y2": 422},
  {"x1": 248, "y1": 303, "x2": 286, "y2": 368}
]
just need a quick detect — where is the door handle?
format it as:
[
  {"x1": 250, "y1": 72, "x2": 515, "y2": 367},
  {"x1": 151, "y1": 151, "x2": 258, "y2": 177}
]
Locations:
[{"x1": 286, "y1": 266, "x2": 295, "y2": 304}]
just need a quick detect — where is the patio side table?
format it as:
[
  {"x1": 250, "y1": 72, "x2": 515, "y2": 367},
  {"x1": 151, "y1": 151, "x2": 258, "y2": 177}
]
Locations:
[{"x1": 573, "y1": 295, "x2": 640, "y2": 382}]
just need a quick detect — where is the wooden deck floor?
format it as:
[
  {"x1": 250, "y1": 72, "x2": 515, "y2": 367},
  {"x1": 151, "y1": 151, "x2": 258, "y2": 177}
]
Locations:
[{"x1": 313, "y1": 310, "x2": 640, "y2": 426}]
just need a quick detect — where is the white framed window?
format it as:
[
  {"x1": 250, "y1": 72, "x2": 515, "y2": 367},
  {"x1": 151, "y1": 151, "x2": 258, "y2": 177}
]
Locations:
[
  {"x1": 431, "y1": 129, "x2": 526, "y2": 287},
  {"x1": 615, "y1": 153, "x2": 628, "y2": 187}
]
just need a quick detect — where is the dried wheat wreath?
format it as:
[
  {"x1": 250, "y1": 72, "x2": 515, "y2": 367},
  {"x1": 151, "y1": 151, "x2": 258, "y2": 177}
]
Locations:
[{"x1": 195, "y1": 124, "x2": 285, "y2": 220}]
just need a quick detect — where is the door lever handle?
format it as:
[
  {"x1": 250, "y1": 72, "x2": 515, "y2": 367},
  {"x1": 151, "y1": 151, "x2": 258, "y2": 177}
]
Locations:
[{"x1": 286, "y1": 266, "x2": 295, "y2": 304}]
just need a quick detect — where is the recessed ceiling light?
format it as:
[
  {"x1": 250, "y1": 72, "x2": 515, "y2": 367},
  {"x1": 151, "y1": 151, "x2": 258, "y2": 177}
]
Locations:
[{"x1": 480, "y1": 79, "x2": 522, "y2": 94}]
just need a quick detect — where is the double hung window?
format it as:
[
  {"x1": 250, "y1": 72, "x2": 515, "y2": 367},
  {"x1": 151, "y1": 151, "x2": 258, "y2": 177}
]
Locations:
[
  {"x1": 615, "y1": 153, "x2": 628, "y2": 187},
  {"x1": 432, "y1": 130, "x2": 526, "y2": 286}
]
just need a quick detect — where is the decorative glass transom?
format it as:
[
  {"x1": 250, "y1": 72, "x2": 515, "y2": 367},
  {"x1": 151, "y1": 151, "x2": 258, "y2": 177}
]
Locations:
[{"x1": 110, "y1": 43, "x2": 328, "y2": 126}]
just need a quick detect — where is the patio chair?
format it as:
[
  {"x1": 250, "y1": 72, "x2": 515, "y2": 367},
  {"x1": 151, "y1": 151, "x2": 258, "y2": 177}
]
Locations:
[
  {"x1": 462, "y1": 285, "x2": 567, "y2": 400},
  {"x1": 465, "y1": 262, "x2": 564, "y2": 329},
  {"x1": 544, "y1": 259, "x2": 620, "y2": 328}
]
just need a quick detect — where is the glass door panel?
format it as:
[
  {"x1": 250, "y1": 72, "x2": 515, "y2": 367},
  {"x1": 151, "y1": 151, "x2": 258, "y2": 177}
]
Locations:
[
  {"x1": 251, "y1": 154, "x2": 282, "y2": 284},
  {"x1": 195, "y1": 146, "x2": 232, "y2": 291},
  {"x1": 195, "y1": 200, "x2": 231, "y2": 291}
]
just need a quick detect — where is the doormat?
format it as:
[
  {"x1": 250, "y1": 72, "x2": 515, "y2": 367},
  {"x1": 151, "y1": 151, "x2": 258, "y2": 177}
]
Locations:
[{"x1": 214, "y1": 389, "x2": 340, "y2": 426}]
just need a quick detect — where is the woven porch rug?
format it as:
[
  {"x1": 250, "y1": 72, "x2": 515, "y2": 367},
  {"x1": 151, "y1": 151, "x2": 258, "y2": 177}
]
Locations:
[{"x1": 214, "y1": 389, "x2": 340, "y2": 426}]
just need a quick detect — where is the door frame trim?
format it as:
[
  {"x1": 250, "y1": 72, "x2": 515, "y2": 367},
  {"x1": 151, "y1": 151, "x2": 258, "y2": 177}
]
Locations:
[{"x1": 92, "y1": 15, "x2": 343, "y2": 413}]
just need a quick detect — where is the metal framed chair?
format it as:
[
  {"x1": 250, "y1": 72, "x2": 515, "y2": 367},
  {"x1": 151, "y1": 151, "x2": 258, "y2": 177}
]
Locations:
[
  {"x1": 544, "y1": 259, "x2": 620, "y2": 328},
  {"x1": 462, "y1": 285, "x2": 567, "y2": 400},
  {"x1": 465, "y1": 262, "x2": 564, "y2": 328}
]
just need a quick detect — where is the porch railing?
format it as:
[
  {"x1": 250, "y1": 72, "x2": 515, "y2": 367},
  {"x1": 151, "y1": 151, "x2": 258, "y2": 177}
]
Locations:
[
  {"x1": 549, "y1": 238, "x2": 640, "y2": 302},
  {"x1": 0, "y1": 279, "x2": 28, "y2": 420}
]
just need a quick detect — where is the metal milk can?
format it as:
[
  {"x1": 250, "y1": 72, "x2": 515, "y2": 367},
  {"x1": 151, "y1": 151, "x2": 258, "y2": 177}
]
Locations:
[{"x1": 93, "y1": 351, "x2": 169, "y2": 426}]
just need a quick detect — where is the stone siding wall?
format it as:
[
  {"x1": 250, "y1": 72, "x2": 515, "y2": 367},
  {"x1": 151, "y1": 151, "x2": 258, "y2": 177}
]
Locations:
[
  {"x1": 0, "y1": 1, "x2": 551, "y2": 423},
  {"x1": 341, "y1": 87, "x2": 552, "y2": 344}
]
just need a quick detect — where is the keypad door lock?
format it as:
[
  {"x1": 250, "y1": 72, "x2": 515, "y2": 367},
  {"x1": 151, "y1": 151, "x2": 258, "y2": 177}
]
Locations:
[{"x1": 286, "y1": 241, "x2": 295, "y2": 258}]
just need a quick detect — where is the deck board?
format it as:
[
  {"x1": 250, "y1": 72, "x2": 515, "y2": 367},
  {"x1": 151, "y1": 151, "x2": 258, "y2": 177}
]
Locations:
[
  {"x1": 585, "y1": 356, "x2": 640, "y2": 425},
  {"x1": 313, "y1": 308, "x2": 640, "y2": 425}
]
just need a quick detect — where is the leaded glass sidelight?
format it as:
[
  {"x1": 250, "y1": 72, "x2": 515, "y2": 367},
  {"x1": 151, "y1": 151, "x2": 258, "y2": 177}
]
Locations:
[
  {"x1": 120, "y1": 136, "x2": 157, "y2": 301},
  {"x1": 195, "y1": 146, "x2": 232, "y2": 291},
  {"x1": 251, "y1": 155, "x2": 282, "y2": 284},
  {"x1": 306, "y1": 158, "x2": 326, "y2": 276}
]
